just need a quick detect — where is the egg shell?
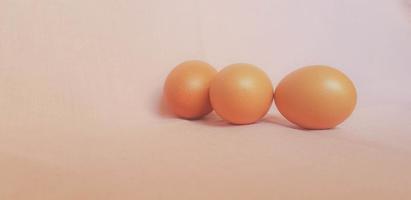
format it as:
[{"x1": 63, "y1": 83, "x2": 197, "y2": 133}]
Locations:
[
  {"x1": 274, "y1": 65, "x2": 357, "y2": 129},
  {"x1": 164, "y1": 60, "x2": 217, "y2": 119},
  {"x1": 209, "y1": 63, "x2": 273, "y2": 124}
]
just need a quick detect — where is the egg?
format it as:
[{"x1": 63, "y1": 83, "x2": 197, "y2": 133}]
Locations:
[
  {"x1": 274, "y1": 65, "x2": 357, "y2": 129},
  {"x1": 164, "y1": 60, "x2": 217, "y2": 119},
  {"x1": 209, "y1": 63, "x2": 273, "y2": 124}
]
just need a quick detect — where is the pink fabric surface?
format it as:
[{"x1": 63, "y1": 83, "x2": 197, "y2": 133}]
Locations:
[{"x1": 1, "y1": 0, "x2": 411, "y2": 199}]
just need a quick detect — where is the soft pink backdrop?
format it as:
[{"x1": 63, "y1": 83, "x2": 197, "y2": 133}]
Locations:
[{"x1": 1, "y1": 0, "x2": 411, "y2": 199}]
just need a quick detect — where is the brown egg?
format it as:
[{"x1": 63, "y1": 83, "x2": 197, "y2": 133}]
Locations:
[
  {"x1": 274, "y1": 65, "x2": 357, "y2": 129},
  {"x1": 164, "y1": 60, "x2": 217, "y2": 119},
  {"x1": 209, "y1": 63, "x2": 273, "y2": 124}
]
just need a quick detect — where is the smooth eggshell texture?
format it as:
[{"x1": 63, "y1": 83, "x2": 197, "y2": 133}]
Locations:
[
  {"x1": 164, "y1": 60, "x2": 217, "y2": 119},
  {"x1": 274, "y1": 65, "x2": 357, "y2": 129},
  {"x1": 209, "y1": 63, "x2": 273, "y2": 124}
]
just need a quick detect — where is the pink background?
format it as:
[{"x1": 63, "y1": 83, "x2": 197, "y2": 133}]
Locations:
[{"x1": 1, "y1": 0, "x2": 411, "y2": 199}]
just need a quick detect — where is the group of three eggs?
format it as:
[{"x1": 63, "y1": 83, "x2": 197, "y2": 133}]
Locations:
[{"x1": 164, "y1": 60, "x2": 357, "y2": 130}]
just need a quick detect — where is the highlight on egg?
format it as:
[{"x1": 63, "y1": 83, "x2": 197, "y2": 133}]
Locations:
[
  {"x1": 209, "y1": 63, "x2": 274, "y2": 125},
  {"x1": 274, "y1": 65, "x2": 357, "y2": 129},
  {"x1": 163, "y1": 60, "x2": 217, "y2": 119}
]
